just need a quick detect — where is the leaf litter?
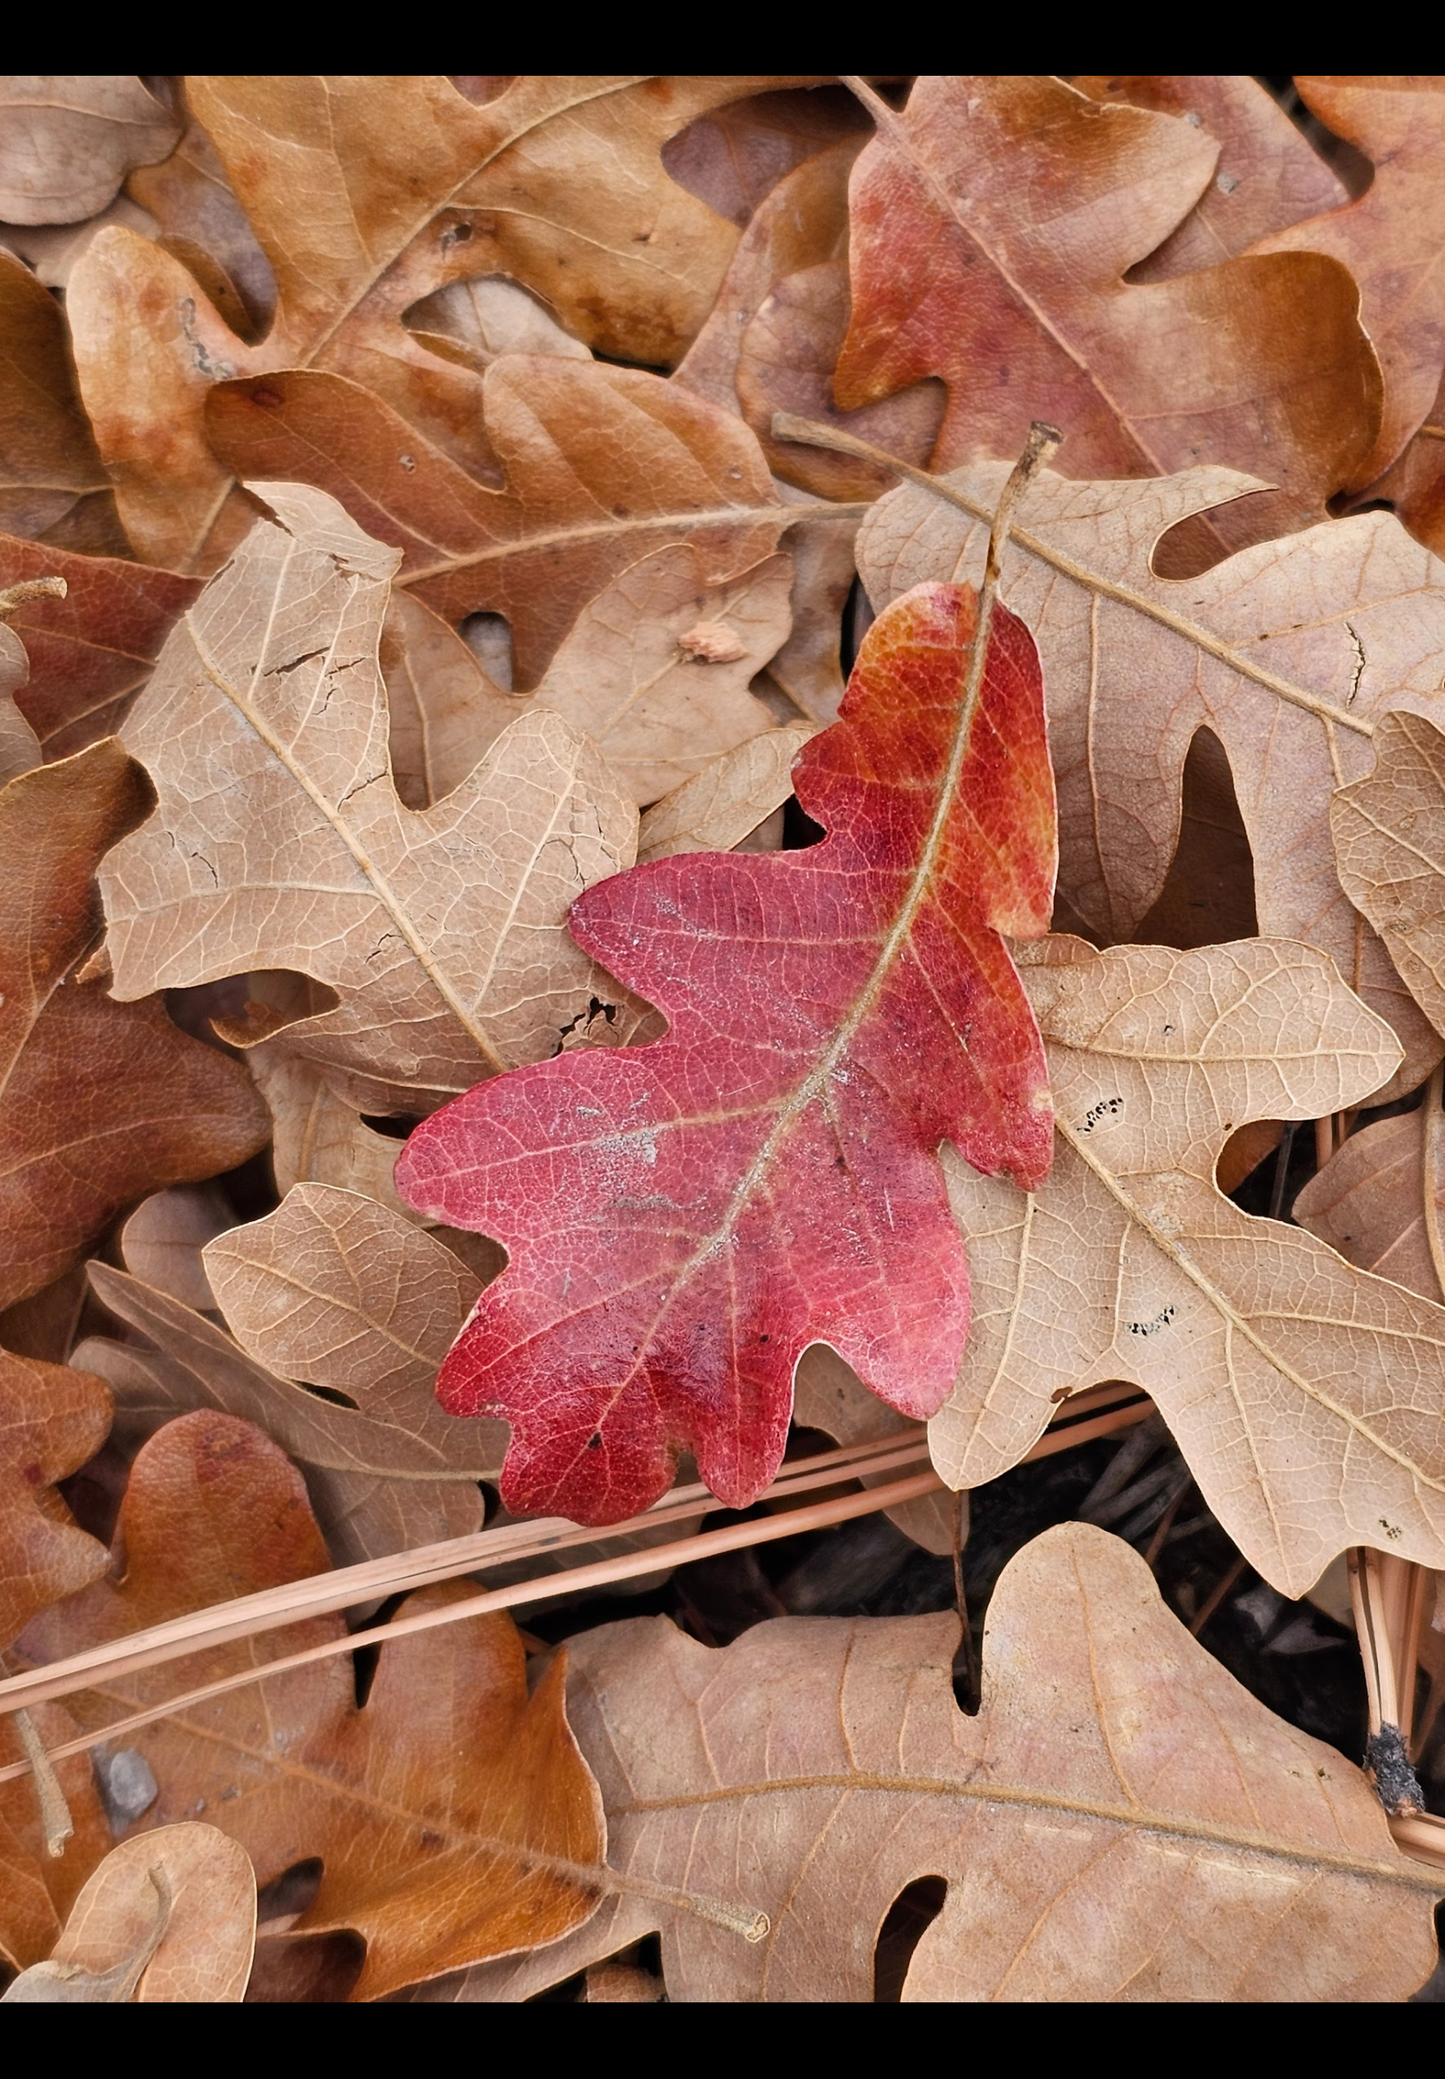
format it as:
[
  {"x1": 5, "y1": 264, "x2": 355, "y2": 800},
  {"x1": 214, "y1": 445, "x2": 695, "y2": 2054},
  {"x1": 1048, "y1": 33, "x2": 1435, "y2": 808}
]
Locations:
[{"x1": 4, "y1": 72, "x2": 1445, "y2": 2002}]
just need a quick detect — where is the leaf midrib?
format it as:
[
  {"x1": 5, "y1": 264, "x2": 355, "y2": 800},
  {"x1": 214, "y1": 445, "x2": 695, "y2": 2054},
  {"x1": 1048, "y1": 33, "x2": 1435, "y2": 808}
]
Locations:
[{"x1": 608, "y1": 1769, "x2": 1442, "y2": 1894}]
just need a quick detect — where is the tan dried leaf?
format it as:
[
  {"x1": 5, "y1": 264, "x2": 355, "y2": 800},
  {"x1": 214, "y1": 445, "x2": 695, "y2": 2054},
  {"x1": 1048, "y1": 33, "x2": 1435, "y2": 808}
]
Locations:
[
  {"x1": 929, "y1": 934, "x2": 1445, "y2": 1596},
  {"x1": 2, "y1": 1823, "x2": 256, "y2": 2004},
  {"x1": 249, "y1": 1046, "x2": 413, "y2": 1215},
  {"x1": 637, "y1": 722, "x2": 814, "y2": 862},
  {"x1": 793, "y1": 1345, "x2": 955, "y2": 1556},
  {"x1": 0, "y1": 79, "x2": 177, "y2": 225},
  {"x1": 858, "y1": 460, "x2": 1445, "y2": 1081},
  {"x1": 1294, "y1": 1095, "x2": 1445, "y2": 1304},
  {"x1": 405, "y1": 277, "x2": 591, "y2": 377},
  {"x1": 425, "y1": 1524, "x2": 1440, "y2": 2004},
  {"x1": 381, "y1": 592, "x2": 522, "y2": 811},
  {"x1": 529, "y1": 547, "x2": 789, "y2": 803},
  {"x1": 201, "y1": 1183, "x2": 505, "y2": 1469},
  {"x1": 120, "y1": 1184, "x2": 233, "y2": 1313},
  {"x1": 1333, "y1": 711, "x2": 1445, "y2": 1040},
  {"x1": 97, "y1": 484, "x2": 638, "y2": 1114},
  {"x1": 81, "y1": 1261, "x2": 490, "y2": 1566}
]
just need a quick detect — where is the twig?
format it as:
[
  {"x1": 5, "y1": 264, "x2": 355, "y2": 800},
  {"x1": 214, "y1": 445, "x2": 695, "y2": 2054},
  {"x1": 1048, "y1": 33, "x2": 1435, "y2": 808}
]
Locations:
[
  {"x1": 1143, "y1": 1478, "x2": 1193, "y2": 1571},
  {"x1": 11, "y1": 1707, "x2": 73, "y2": 1857},
  {"x1": 1266, "y1": 1121, "x2": 1299, "y2": 1222},
  {"x1": 1350, "y1": 1548, "x2": 1427, "y2": 1816},
  {"x1": 1189, "y1": 1553, "x2": 1248, "y2": 1637}
]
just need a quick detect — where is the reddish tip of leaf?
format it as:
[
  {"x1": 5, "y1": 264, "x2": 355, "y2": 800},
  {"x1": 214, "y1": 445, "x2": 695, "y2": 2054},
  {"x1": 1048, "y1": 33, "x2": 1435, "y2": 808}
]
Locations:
[{"x1": 398, "y1": 581, "x2": 1055, "y2": 1525}]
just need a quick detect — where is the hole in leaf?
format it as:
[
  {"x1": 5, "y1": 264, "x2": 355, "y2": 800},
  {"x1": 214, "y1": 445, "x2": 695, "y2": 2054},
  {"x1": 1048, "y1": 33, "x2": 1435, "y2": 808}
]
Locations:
[
  {"x1": 295, "y1": 1380, "x2": 360, "y2": 1411},
  {"x1": 873, "y1": 1875, "x2": 948, "y2": 2000},
  {"x1": 460, "y1": 612, "x2": 514, "y2": 691}
]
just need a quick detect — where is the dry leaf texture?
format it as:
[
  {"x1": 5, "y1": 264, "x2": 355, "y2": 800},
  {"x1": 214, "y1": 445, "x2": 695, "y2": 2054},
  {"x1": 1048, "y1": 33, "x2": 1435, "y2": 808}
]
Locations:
[
  {"x1": 204, "y1": 356, "x2": 791, "y2": 687},
  {"x1": 1333, "y1": 710, "x2": 1445, "y2": 1039},
  {"x1": 61, "y1": 76, "x2": 807, "y2": 566},
  {"x1": 83, "y1": 1257, "x2": 495, "y2": 1487},
  {"x1": 1295, "y1": 1100, "x2": 1445, "y2": 1302},
  {"x1": 636, "y1": 723, "x2": 816, "y2": 863},
  {"x1": 442, "y1": 1524, "x2": 1439, "y2": 2003},
  {"x1": 1251, "y1": 78, "x2": 1445, "y2": 484},
  {"x1": 1072, "y1": 77, "x2": 1349, "y2": 280},
  {"x1": 0, "y1": 79, "x2": 177, "y2": 225},
  {"x1": 0, "y1": 1347, "x2": 109, "y2": 1649},
  {"x1": 201, "y1": 1182, "x2": 505, "y2": 1470},
  {"x1": 97, "y1": 484, "x2": 638, "y2": 1112},
  {"x1": 834, "y1": 76, "x2": 1379, "y2": 523},
  {"x1": 20, "y1": 1411, "x2": 605, "y2": 2000},
  {"x1": 527, "y1": 545, "x2": 790, "y2": 804},
  {"x1": 398, "y1": 581, "x2": 1055, "y2": 1525},
  {"x1": 0, "y1": 248, "x2": 108, "y2": 540},
  {"x1": 0, "y1": 531, "x2": 195, "y2": 758},
  {"x1": 2, "y1": 1823, "x2": 256, "y2": 2003},
  {"x1": 80, "y1": 1255, "x2": 489, "y2": 1567},
  {"x1": 858, "y1": 459, "x2": 1445, "y2": 1076},
  {"x1": 930, "y1": 935, "x2": 1445, "y2": 1596},
  {"x1": 0, "y1": 739, "x2": 268, "y2": 1309}
]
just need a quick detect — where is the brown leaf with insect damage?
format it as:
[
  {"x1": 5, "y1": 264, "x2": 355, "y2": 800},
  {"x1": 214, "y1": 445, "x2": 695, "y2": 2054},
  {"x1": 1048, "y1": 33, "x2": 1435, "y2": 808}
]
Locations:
[
  {"x1": 931, "y1": 934, "x2": 1445, "y2": 1597},
  {"x1": 410, "y1": 1524, "x2": 1440, "y2": 2004}
]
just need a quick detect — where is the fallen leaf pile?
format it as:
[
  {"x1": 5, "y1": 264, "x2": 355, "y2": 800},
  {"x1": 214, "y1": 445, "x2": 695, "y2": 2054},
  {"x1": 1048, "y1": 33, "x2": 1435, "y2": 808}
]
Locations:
[{"x1": 4, "y1": 72, "x2": 1445, "y2": 2002}]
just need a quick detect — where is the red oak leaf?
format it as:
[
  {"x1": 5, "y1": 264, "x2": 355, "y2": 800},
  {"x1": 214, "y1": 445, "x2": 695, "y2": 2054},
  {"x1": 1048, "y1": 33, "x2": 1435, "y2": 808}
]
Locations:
[{"x1": 396, "y1": 581, "x2": 1055, "y2": 1524}]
